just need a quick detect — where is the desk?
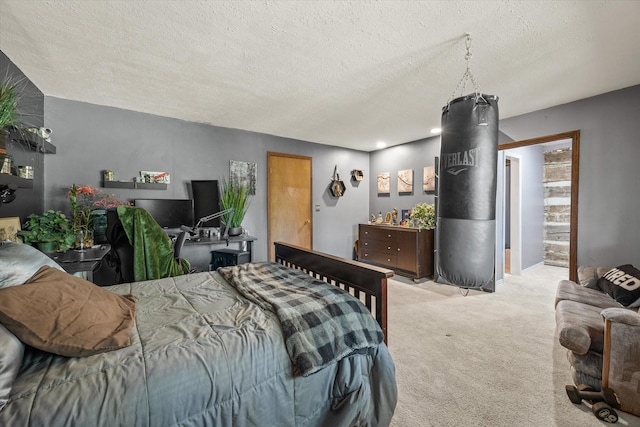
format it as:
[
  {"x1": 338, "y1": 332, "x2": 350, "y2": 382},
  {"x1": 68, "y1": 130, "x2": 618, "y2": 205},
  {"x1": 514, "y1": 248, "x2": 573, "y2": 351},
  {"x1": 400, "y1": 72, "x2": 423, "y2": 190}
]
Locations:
[
  {"x1": 182, "y1": 234, "x2": 257, "y2": 271},
  {"x1": 47, "y1": 245, "x2": 111, "y2": 283}
]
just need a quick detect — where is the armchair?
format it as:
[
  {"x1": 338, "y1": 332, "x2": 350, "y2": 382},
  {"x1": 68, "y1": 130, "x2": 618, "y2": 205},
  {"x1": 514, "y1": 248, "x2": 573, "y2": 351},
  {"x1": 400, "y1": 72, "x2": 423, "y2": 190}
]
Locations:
[{"x1": 555, "y1": 266, "x2": 640, "y2": 421}]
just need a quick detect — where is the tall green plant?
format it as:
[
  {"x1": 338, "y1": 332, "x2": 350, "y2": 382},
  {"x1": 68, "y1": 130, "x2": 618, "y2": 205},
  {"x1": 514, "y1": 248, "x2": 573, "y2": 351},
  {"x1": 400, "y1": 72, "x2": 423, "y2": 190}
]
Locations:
[
  {"x1": 0, "y1": 83, "x2": 18, "y2": 131},
  {"x1": 220, "y1": 180, "x2": 250, "y2": 228}
]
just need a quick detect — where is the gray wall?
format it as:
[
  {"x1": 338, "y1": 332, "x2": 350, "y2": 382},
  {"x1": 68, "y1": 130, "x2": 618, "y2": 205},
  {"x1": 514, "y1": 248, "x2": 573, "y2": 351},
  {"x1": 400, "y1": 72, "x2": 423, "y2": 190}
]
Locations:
[
  {"x1": 0, "y1": 50, "x2": 45, "y2": 220},
  {"x1": 43, "y1": 97, "x2": 370, "y2": 261},
  {"x1": 368, "y1": 137, "x2": 440, "y2": 219},
  {"x1": 500, "y1": 84, "x2": 640, "y2": 268}
]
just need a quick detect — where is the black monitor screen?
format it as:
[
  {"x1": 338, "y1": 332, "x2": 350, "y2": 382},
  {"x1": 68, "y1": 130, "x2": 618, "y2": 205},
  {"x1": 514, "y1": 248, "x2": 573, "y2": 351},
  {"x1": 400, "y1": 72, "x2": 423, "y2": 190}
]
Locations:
[{"x1": 134, "y1": 199, "x2": 194, "y2": 229}]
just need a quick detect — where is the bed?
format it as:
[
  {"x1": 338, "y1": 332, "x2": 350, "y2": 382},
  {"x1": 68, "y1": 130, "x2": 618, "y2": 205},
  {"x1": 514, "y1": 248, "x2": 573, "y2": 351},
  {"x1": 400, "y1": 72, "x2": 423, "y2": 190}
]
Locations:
[{"x1": 0, "y1": 241, "x2": 397, "y2": 426}]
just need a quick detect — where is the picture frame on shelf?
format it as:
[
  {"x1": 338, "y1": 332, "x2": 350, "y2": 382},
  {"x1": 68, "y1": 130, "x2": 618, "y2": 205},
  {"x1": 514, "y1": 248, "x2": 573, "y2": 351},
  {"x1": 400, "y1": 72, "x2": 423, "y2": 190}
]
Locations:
[
  {"x1": 140, "y1": 171, "x2": 170, "y2": 184},
  {"x1": 0, "y1": 216, "x2": 21, "y2": 242}
]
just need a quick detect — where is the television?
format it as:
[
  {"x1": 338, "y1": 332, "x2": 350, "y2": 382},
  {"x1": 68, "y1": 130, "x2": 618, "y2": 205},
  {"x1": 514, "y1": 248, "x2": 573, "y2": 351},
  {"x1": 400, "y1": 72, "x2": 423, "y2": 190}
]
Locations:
[{"x1": 134, "y1": 199, "x2": 195, "y2": 229}]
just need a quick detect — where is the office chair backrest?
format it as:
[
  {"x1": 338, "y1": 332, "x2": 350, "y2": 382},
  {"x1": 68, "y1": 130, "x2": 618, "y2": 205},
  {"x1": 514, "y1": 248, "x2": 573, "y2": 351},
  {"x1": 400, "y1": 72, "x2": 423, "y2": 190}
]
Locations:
[
  {"x1": 106, "y1": 208, "x2": 135, "y2": 284},
  {"x1": 173, "y1": 231, "x2": 187, "y2": 260}
]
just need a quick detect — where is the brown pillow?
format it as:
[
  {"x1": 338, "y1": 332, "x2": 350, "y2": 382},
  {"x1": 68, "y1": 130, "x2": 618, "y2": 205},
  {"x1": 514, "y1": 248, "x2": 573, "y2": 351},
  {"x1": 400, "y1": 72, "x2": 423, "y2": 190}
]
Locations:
[{"x1": 0, "y1": 266, "x2": 137, "y2": 357}]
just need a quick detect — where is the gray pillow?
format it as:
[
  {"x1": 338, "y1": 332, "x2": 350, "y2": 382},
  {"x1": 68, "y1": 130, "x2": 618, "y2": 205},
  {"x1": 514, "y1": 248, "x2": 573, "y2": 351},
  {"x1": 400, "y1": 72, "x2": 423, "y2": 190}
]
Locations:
[
  {"x1": 0, "y1": 323, "x2": 24, "y2": 412},
  {"x1": 0, "y1": 242, "x2": 64, "y2": 288}
]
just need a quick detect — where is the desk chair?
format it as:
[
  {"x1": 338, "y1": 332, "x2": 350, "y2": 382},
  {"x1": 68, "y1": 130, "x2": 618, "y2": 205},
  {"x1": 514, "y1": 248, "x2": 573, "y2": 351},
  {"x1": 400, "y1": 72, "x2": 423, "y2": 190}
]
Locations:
[{"x1": 106, "y1": 208, "x2": 188, "y2": 284}]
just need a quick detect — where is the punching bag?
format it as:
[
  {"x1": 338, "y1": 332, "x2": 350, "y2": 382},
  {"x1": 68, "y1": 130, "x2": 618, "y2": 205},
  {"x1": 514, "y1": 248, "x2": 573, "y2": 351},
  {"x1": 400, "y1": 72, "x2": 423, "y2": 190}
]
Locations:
[{"x1": 435, "y1": 93, "x2": 498, "y2": 291}]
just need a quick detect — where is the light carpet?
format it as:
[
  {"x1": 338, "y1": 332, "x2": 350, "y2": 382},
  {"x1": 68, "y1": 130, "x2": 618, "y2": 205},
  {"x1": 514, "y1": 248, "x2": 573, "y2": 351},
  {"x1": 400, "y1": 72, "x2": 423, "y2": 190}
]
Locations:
[{"x1": 387, "y1": 265, "x2": 640, "y2": 426}]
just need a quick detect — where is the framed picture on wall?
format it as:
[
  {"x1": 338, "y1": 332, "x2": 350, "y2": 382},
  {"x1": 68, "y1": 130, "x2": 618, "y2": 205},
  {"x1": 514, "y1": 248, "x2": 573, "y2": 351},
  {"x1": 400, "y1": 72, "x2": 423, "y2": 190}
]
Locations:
[
  {"x1": 377, "y1": 172, "x2": 390, "y2": 194},
  {"x1": 423, "y1": 166, "x2": 435, "y2": 192},
  {"x1": 230, "y1": 160, "x2": 257, "y2": 195},
  {"x1": 398, "y1": 169, "x2": 413, "y2": 193}
]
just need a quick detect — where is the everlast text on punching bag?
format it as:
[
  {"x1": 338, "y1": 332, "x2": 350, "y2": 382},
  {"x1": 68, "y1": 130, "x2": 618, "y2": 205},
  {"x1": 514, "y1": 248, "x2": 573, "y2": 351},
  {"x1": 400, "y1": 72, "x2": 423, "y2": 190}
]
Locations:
[{"x1": 435, "y1": 93, "x2": 498, "y2": 291}]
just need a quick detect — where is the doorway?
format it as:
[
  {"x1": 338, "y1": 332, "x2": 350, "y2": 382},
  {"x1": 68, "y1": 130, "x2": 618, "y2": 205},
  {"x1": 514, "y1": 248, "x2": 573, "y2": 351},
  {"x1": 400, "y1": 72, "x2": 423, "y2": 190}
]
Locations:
[
  {"x1": 505, "y1": 155, "x2": 522, "y2": 275},
  {"x1": 267, "y1": 152, "x2": 313, "y2": 261},
  {"x1": 498, "y1": 131, "x2": 580, "y2": 282}
]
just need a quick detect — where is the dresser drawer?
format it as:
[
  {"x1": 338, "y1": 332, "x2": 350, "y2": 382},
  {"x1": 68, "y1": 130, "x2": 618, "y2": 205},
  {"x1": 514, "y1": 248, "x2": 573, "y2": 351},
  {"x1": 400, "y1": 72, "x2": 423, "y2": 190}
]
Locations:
[
  {"x1": 360, "y1": 249, "x2": 397, "y2": 267},
  {"x1": 360, "y1": 226, "x2": 396, "y2": 242},
  {"x1": 360, "y1": 238, "x2": 397, "y2": 253}
]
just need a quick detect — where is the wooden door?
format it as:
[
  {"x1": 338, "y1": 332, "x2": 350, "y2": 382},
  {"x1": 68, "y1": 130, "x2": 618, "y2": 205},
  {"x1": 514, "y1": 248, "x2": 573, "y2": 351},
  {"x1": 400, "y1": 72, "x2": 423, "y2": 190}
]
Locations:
[{"x1": 267, "y1": 152, "x2": 312, "y2": 261}]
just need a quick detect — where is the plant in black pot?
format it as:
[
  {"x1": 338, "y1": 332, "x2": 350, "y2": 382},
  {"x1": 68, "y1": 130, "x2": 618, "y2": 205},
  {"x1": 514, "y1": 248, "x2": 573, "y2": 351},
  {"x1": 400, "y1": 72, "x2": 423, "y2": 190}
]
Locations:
[
  {"x1": 17, "y1": 210, "x2": 76, "y2": 252},
  {"x1": 220, "y1": 179, "x2": 250, "y2": 237}
]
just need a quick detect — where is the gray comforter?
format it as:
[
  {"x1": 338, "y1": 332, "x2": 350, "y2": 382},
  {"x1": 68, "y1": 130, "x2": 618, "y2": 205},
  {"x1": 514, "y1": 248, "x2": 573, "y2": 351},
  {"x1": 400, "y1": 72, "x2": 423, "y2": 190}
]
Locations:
[{"x1": 1, "y1": 270, "x2": 397, "y2": 426}]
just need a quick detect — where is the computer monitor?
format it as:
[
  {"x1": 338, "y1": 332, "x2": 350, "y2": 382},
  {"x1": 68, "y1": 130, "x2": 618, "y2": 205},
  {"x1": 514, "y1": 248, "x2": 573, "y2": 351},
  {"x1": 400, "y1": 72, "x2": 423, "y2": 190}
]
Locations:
[
  {"x1": 191, "y1": 180, "x2": 221, "y2": 227},
  {"x1": 133, "y1": 199, "x2": 194, "y2": 229}
]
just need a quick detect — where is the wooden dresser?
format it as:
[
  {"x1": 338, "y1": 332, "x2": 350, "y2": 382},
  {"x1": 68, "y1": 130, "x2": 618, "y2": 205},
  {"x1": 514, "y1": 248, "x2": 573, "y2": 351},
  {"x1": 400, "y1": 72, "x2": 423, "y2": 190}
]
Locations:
[{"x1": 358, "y1": 223, "x2": 433, "y2": 280}]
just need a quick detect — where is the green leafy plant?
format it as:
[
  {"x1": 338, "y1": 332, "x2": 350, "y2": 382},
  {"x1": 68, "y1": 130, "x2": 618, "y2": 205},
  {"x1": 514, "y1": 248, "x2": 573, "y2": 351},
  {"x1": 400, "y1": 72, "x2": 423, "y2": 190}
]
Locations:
[
  {"x1": 408, "y1": 203, "x2": 435, "y2": 229},
  {"x1": 0, "y1": 83, "x2": 18, "y2": 132},
  {"x1": 220, "y1": 179, "x2": 250, "y2": 228},
  {"x1": 17, "y1": 210, "x2": 75, "y2": 251}
]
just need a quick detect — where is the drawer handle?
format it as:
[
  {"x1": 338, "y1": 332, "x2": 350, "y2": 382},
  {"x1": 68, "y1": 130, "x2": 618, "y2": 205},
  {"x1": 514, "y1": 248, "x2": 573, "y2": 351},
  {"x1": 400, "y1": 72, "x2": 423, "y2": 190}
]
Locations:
[
  {"x1": 364, "y1": 242, "x2": 368, "y2": 246},
  {"x1": 365, "y1": 231, "x2": 369, "y2": 235},
  {"x1": 387, "y1": 246, "x2": 391, "y2": 250},
  {"x1": 387, "y1": 258, "x2": 391, "y2": 262},
  {"x1": 364, "y1": 254, "x2": 368, "y2": 257},
  {"x1": 387, "y1": 234, "x2": 391, "y2": 238}
]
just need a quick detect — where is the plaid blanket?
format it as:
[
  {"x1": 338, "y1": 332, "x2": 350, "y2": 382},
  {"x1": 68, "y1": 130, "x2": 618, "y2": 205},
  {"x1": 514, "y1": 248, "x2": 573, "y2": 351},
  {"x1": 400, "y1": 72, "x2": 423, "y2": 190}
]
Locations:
[{"x1": 218, "y1": 262, "x2": 384, "y2": 376}]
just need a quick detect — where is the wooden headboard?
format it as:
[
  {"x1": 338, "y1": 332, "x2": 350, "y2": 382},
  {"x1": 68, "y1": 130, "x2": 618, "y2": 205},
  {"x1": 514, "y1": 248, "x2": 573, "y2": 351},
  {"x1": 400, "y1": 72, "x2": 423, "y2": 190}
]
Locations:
[{"x1": 274, "y1": 241, "x2": 394, "y2": 344}]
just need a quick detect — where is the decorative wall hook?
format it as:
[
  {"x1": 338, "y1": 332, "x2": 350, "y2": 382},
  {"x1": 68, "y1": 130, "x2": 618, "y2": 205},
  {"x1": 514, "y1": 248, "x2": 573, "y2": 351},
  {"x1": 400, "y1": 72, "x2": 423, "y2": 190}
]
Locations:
[{"x1": 351, "y1": 169, "x2": 364, "y2": 181}]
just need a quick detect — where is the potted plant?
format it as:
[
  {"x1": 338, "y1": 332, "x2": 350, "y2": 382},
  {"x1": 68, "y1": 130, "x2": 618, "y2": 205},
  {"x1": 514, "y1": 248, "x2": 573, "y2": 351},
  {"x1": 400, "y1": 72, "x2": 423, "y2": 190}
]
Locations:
[
  {"x1": 408, "y1": 203, "x2": 436, "y2": 229},
  {"x1": 0, "y1": 83, "x2": 18, "y2": 164},
  {"x1": 220, "y1": 179, "x2": 250, "y2": 236},
  {"x1": 17, "y1": 210, "x2": 76, "y2": 252}
]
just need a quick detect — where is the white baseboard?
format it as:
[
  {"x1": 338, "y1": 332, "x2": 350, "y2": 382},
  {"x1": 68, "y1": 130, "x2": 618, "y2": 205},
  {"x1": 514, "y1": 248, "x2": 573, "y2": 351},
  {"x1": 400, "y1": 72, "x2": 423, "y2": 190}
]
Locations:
[{"x1": 521, "y1": 261, "x2": 544, "y2": 275}]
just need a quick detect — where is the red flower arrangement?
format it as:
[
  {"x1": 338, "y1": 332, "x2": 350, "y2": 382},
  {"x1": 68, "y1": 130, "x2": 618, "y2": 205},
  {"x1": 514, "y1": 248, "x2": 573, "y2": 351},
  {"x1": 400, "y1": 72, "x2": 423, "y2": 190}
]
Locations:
[{"x1": 67, "y1": 184, "x2": 130, "y2": 234}]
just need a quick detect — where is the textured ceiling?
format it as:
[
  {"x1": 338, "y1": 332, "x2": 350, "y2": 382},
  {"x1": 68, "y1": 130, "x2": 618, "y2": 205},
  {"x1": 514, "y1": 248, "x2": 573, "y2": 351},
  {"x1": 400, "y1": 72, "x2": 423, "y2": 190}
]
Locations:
[{"x1": 1, "y1": 1, "x2": 639, "y2": 151}]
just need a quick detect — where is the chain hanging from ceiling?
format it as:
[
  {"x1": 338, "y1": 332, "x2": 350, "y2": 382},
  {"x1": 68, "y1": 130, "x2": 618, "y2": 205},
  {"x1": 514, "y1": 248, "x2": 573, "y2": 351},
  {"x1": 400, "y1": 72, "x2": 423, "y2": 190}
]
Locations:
[{"x1": 448, "y1": 33, "x2": 484, "y2": 103}]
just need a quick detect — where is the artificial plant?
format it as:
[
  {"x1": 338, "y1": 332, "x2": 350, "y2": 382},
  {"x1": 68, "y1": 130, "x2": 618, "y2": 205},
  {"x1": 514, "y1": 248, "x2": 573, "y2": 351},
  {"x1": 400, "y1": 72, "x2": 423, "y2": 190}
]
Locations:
[{"x1": 220, "y1": 179, "x2": 250, "y2": 229}]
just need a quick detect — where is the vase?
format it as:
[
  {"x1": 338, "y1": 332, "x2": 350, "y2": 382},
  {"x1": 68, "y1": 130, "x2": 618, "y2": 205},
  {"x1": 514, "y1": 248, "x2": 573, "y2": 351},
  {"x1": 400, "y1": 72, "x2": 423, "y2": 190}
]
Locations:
[
  {"x1": 36, "y1": 241, "x2": 57, "y2": 253},
  {"x1": 227, "y1": 226, "x2": 243, "y2": 237},
  {"x1": 73, "y1": 229, "x2": 94, "y2": 251},
  {"x1": 92, "y1": 209, "x2": 108, "y2": 244}
]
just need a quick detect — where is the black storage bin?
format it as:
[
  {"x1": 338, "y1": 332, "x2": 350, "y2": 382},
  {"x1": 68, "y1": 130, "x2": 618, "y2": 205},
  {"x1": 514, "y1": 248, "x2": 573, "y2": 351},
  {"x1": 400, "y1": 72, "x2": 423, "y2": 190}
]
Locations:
[{"x1": 210, "y1": 248, "x2": 251, "y2": 270}]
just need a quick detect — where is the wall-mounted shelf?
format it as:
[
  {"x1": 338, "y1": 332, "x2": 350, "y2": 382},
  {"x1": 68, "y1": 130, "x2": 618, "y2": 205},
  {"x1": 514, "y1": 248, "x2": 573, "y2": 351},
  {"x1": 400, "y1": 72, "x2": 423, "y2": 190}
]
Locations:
[
  {"x1": 102, "y1": 181, "x2": 167, "y2": 190},
  {"x1": 0, "y1": 173, "x2": 34, "y2": 188},
  {"x1": 8, "y1": 127, "x2": 56, "y2": 154}
]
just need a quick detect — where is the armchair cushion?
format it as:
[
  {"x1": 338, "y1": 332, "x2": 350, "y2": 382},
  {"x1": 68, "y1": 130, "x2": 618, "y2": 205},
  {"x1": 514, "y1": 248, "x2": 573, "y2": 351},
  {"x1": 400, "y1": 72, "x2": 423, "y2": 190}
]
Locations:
[
  {"x1": 556, "y1": 299, "x2": 606, "y2": 355},
  {"x1": 555, "y1": 279, "x2": 622, "y2": 309},
  {"x1": 577, "y1": 265, "x2": 611, "y2": 289}
]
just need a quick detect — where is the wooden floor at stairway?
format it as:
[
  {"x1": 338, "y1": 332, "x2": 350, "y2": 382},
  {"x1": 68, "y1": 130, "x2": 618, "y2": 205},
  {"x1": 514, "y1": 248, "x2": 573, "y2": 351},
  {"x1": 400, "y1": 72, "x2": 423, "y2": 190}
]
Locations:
[{"x1": 505, "y1": 248, "x2": 510, "y2": 273}]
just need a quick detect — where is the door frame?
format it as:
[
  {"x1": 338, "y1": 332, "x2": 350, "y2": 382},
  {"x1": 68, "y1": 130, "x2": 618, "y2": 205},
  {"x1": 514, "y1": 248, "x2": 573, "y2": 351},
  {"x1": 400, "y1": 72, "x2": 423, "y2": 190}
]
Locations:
[{"x1": 499, "y1": 130, "x2": 580, "y2": 282}]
